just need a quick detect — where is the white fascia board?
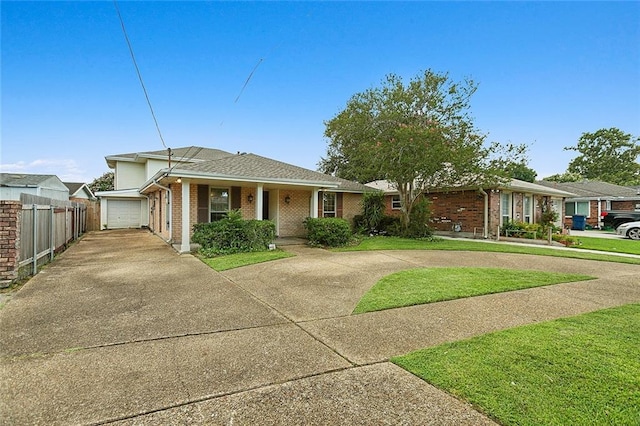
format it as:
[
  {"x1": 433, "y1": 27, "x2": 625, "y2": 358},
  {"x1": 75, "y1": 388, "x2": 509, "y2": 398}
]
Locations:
[
  {"x1": 95, "y1": 189, "x2": 143, "y2": 198},
  {"x1": 167, "y1": 169, "x2": 340, "y2": 189}
]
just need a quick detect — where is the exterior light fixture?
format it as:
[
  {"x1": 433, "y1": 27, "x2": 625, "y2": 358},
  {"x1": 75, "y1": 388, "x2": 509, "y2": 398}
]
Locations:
[
  {"x1": 285, "y1": 195, "x2": 291, "y2": 204},
  {"x1": 176, "y1": 178, "x2": 182, "y2": 183},
  {"x1": 248, "y1": 194, "x2": 254, "y2": 203}
]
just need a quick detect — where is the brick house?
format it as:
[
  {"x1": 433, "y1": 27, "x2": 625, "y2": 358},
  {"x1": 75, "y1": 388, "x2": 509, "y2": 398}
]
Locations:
[
  {"x1": 95, "y1": 147, "x2": 370, "y2": 252},
  {"x1": 537, "y1": 180, "x2": 640, "y2": 229},
  {"x1": 367, "y1": 179, "x2": 573, "y2": 238}
]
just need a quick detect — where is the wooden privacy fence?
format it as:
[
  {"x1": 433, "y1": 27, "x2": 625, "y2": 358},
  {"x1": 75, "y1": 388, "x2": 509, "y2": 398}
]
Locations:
[{"x1": 19, "y1": 203, "x2": 86, "y2": 275}]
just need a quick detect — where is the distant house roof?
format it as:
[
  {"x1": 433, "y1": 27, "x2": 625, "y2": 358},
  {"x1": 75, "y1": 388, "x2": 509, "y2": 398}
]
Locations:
[
  {"x1": 63, "y1": 182, "x2": 96, "y2": 199},
  {"x1": 0, "y1": 173, "x2": 60, "y2": 187},
  {"x1": 367, "y1": 178, "x2": 574, "y2": 197},
  {"x1": 536, "y1": 180, "x2": 640, "y2": 199}
]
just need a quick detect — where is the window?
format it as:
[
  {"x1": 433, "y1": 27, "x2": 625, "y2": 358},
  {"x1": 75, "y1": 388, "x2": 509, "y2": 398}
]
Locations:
[
  {"x1": 391, "y1": 195, "x2": 401, "y2": 210},
  {"x1": 565, "y1": 201, "x2": 589, "y2": 217},
  {"x1": 501, "y1": 192, "x2": 511, "y2": 224},
  {"x1": 524, "y1": 195, "x2": 532, "y2": 223},
  {"x1": 210, "y1": 188, "x2": 229, "y2": 221},
  {"x1": 323, "y1": 192, "x2": 336, "y2": 217}
]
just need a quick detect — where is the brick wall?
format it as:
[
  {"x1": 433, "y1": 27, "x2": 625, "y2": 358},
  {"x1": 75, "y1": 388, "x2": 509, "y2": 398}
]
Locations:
[
  {"x1": 0, "y1": 201, "x2": 21, "y2": 283},
  {"x1": 426, "y1": 191, "x2": 485, "y2": 232},
  {"x1": 279, "y1": 189, "x2": 312, "y2": 237},
  {"x1": 342, "y1": 193, "x2": 362, "y2": 224}
]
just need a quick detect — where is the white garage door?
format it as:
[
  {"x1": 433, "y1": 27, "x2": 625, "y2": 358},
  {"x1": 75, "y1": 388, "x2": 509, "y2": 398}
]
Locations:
[{"x1": 107, "y1": 199, "x2": 142, "y2": 228}]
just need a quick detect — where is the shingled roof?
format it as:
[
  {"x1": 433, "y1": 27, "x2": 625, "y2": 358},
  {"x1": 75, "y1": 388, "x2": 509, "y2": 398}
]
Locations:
[
  {"x1": 106, "y1": 146, "x2": 235, "y2": 167},
  {"x1": 1, "y1": 173, "x2": 59, "y2": 187},
  {"x1": 173, "y1": 153, "x2": 371, "y2": 192},
  {"x1": 536, "y1": 180, "x2": 640, "y2": 199}
]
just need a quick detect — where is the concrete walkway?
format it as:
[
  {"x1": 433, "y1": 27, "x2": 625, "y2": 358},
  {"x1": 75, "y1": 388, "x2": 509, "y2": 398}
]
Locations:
[{"x1": 1, "y1": 230, "x2": 639, "y2": 425}]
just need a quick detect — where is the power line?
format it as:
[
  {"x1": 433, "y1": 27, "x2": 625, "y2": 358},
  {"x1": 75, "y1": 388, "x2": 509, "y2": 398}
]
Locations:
[
  {"x1": 234, "y1": 58, "x2": 263, "y2": 103},
  {"x1": 113, "y1": 0, "x2": 167, "y2": 149}
]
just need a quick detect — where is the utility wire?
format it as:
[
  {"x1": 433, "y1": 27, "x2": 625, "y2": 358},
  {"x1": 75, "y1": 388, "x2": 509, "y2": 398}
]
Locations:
[
  {"x1": 113, "y1": 0, "x2": 167, "y2": 149},
  {"x1": 234, "y1": 58, "x2": 263, "y2": 103}
]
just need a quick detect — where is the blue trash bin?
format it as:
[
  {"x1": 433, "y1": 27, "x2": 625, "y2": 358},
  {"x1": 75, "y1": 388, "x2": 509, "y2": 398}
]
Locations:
[{"x1": 572, "y1": 215, "x2": 586, "y2": 231}]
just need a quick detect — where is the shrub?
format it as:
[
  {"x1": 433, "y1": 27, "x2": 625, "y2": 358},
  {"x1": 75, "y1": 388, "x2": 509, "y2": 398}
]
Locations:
[
  {"x1": 304, "y1": 217, "x2": 352, "y2": 247},
  {"x1": 361, "y1": 191, "x2": 386, "y2": 233},
  {"x1": 192, "y1": 210, "x2": 276, "y2": 256},
  {"x1": 402, "y1": 197, "x2": 432, "y2": 238}
]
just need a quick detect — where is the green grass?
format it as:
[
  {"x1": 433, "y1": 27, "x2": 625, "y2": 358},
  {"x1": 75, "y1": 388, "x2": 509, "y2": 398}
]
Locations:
[
  {"x1": 353, "y1": 267, "x2": 594, "y2": 314},
  {"x1": 335, "y1": 236, "x2": 640, "y2": 264},
  {"x1": 199, "y1": 249, "x2": 294, "y2": 271},
  {"x1": 392, "y1": 304, "x2": 640, "y2": 426},
  {"x1": 574, "y1": 235, "x2": 640, "y2": 256}
]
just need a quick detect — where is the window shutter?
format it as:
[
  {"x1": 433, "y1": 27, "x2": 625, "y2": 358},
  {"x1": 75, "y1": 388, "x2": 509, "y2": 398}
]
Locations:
[
  {"x1": 231, "y1": 186, "x2": 241, "y2": 210},
  {"x1": 197, "y1": 185, "x2": 209, "y2": 223},
  {"x1": 318, "y1": 191, "x2": 323, "y2": 217},
  {"x1": 336, "y1": 193, "x2": 343, "y2": 218}
]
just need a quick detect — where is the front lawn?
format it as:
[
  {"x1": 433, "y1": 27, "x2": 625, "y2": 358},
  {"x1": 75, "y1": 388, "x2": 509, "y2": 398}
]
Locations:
[
  {"x1": 574, "y1": 235, "x2": 640, "y2": 256},
  {"x1": 353, "y1": 267, "x2": 594, "y2": 314},
  {"x1": 336, "y1": 236, "x2": 640, "y2": 264},
  {"x1": 392, "y1": 304, "x2": 640, "y2": 425},
  {"x1": 199, "y1": 250, "x2": 294, "y2": 271}
]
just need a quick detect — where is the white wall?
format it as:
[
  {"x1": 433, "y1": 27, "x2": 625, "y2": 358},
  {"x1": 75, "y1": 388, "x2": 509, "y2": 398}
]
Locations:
[
  {"x1": 115, "y1": 162, "x2": 146, "y2": 190},
  {"x1": 145, "y1": 159, "x2": 171, "y2": 180}
]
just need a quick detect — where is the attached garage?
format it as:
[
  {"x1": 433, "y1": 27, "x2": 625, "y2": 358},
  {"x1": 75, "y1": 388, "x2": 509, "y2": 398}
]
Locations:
[{"x1": 106, "y1": 199, "x2": 142, "y2": 229}]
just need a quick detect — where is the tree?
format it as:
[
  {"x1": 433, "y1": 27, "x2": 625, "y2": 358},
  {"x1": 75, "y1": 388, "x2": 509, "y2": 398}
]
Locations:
[
  {"x1": 321, "y1": 70, "x2": 525, "y2": 232},
  {"x1": 565, "y1": 128, "x2": 640, "y2": 185},
  {"x1": 542, "y1": 171, "x2": 583, "y2": 183},
  {"x1": 506, "y1": 161, "x2": 537, "y2": 183},
  {"x1": 89, "y1": 171, "x2": 114, "y2": 192}
]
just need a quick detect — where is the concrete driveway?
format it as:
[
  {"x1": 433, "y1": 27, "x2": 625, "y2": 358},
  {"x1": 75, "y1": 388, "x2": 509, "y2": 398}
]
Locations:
[{"x1": 1, "y1": 230, "x2": 639, "y2": 425}]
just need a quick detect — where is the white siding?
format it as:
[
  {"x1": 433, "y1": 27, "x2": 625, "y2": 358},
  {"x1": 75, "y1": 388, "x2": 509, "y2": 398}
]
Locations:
[
  {"x1": 115, "y1": 162, "x2": 146, "y2": 189},
  {"x1": 145, "y1": 159, "x2": 171, "y2": 180}
]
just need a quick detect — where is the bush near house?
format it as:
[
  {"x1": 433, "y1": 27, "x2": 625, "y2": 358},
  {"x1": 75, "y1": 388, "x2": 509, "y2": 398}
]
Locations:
[
  {"x1": 304, "y1": 217, "x2": 352, "y2": 247},
  {"x1": 192, "y1": 210, "x2": 276, "y2": 256}
]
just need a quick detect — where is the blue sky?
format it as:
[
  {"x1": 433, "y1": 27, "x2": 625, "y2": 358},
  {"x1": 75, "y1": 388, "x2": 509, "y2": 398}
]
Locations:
[{"x1": 2, "y1": 1, "x2": 639, "y2": 183}]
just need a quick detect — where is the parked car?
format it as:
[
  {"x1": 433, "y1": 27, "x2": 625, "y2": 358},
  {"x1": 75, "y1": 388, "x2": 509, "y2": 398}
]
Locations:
[
  {"x1": 601, "y1": 210, "x2": 640, "y2": 229},
  {"x1": 615, "y1": 221, "x2": 640, "y2": 240}
]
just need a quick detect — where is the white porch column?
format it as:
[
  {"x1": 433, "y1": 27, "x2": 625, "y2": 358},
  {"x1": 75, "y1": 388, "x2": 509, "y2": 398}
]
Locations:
[
  {"x1": 180, "y1": 179, "x2": 191, "y2": 253},
  {"x1": 255, "y1": 183, "x2": 264, "y2": 220},
  {"x1": 311, "y1": 188, "x2": 319, "y2": 218}
]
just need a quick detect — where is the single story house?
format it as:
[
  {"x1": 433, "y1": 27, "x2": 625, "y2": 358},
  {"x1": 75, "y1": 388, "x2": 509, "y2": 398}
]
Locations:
[
  {"x1": 367, "y1": 178, "x2": 574, "y2": 237},
  {"x1": 63, "y1": 182, "x2": 96, "y2": 201},
  {"x1": 537, "y1": 180, "x2": 640, "y2": 228},
  {"x1": 96, "y1": 146, "x2": 371, "y2": 252},
  {"x1": 0, "y1": 173, "x2": 70, "y2": 201}
]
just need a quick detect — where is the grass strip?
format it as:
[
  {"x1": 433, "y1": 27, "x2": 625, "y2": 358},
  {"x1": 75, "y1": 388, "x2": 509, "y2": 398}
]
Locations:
[
  {"x1": 335, "y1": 236, "x2": 640, "y2": 265},
  {"x1": 392, "y1": 304, "x2": 640, "y2": 426},
  {"x1": 353, "y1": 267, "x2": 594, "y2": 314},
  {"x1": 199, "y1": 249, "x2": 294, "y2": 271},
  {"x1": 573, "y1": 235, "x2": 640, "y2": 256}
]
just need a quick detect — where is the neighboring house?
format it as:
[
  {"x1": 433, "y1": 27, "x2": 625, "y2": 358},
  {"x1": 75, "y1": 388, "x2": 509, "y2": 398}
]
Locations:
[
  {"x1": 63, "y1": 182, "x2": 96, "y2": 201},
  {"x1": 367, "y1": 178, "x2": 574, "y2": 237},
  {"x1": 537, "y1": 180, "x2": 640, "y2": 228},
  {"x1": 96, "y1": 146, "x2": 371, "y2": 251},
  {"x1": 0, "y1": 173, "x2": 70, "y2": 201}
]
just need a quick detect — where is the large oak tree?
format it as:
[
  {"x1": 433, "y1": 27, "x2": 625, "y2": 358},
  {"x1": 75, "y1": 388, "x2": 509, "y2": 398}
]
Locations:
[
  {"x1": 320, "y1": 70, "x2": 524, "y2": 230},
  {"x1": 565, "y1": 128, "x2": 640, "y2": 185}
]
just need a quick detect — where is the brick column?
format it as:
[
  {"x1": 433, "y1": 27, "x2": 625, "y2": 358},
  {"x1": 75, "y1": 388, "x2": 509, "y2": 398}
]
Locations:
[{"x1": 0, "y1": 201, "x2": 21, "y2": 284}]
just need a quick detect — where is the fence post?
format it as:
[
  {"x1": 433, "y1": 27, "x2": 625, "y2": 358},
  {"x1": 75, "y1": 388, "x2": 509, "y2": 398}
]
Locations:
[
  {"x1": 32, "y1": 204, "x2": 38, "y2": 276},
  {"x1": 50, "y1": 205, "x2": 55, "y2": 261}
]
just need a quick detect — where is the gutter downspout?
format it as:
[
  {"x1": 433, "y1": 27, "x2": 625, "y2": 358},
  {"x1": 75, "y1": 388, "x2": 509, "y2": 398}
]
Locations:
[
  {"x1": 147, "y1": 180, "x2": 173, "y2": 243},
  {"x1": 478, "y1": 188, "x2": 489, "y2": 238},
  {"x1": 597, "y1": 197, "x2": 601, "y2": 229}
]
